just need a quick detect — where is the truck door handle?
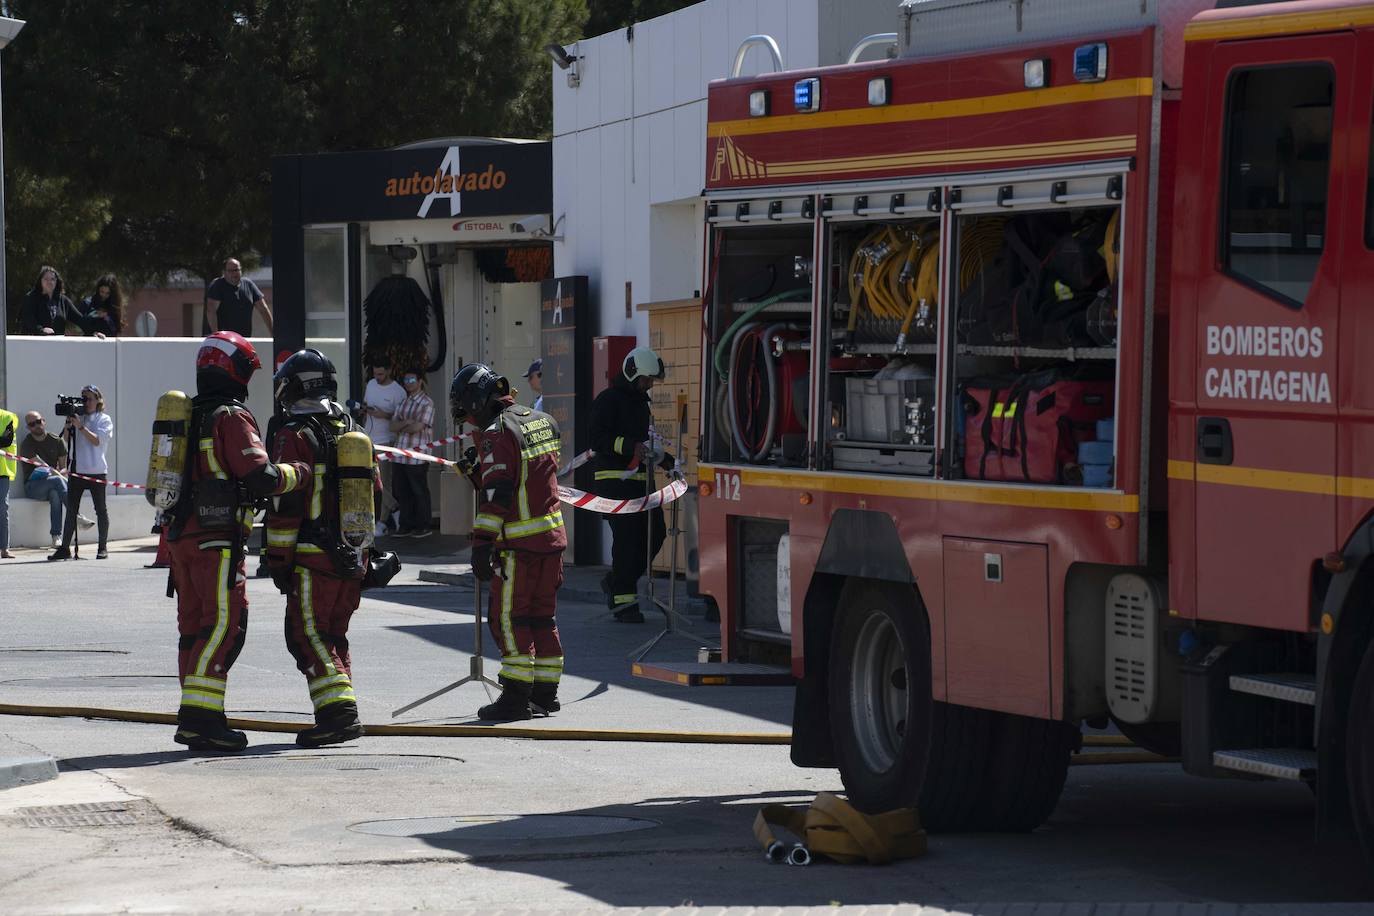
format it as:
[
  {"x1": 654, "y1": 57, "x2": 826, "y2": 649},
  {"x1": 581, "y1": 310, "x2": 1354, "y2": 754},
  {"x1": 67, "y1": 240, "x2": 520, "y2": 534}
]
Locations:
[{"x1": 1197, "y1": 417, "x2": 1233, "y2": 466}]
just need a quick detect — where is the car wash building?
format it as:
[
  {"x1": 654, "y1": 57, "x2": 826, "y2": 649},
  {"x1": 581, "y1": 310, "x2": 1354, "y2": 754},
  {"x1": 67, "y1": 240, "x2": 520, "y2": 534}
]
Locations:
[{"x1": 271, "y1": 138, "x2": 595, "y2": 552}]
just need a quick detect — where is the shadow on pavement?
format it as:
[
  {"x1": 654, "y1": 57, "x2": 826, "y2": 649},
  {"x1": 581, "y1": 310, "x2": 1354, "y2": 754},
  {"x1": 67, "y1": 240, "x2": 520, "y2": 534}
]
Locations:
[
  {"x1": 403, "y1": 778, "x2": 1374, "y2": 907},
  {"x1": 57, "y1": 742, "x2": 304, "y2": 771}
]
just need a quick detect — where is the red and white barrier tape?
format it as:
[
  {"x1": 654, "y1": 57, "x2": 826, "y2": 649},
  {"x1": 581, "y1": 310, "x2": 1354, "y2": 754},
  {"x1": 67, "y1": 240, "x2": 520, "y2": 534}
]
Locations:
[
  {"x1": 2, "y1": 450, "x2": 147, "y2": 490},
  {"x1": 372, "y1": 444, "x2": 686, "y2": 514},
  {"x1": 559, "y1": 475, "x2": 688, "y2": 515}
]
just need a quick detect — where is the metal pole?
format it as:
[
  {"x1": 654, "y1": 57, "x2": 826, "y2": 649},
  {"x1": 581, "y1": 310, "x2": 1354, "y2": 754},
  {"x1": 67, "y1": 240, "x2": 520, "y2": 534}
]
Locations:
[{"x1": 0, "y1": 18, "x2": 27, "y2": 409}]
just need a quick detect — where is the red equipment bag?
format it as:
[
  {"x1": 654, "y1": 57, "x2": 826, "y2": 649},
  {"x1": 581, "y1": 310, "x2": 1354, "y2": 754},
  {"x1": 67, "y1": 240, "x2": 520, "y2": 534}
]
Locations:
[{"x1": 961, "y1": 370, "x2": 1112, "y2": 483}]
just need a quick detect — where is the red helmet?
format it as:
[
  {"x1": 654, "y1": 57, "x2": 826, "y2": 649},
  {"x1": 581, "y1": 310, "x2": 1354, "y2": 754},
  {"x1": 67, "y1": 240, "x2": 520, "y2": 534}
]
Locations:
[{"x1": 196, "y1": 331, "x2": 261, "y2": 387}]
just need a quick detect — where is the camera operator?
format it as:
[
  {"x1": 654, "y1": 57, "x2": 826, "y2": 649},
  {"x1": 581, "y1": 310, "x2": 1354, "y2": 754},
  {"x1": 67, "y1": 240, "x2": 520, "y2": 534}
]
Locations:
[{"x1": 49, "y1": 385, "x2": 114, "y2": 560}]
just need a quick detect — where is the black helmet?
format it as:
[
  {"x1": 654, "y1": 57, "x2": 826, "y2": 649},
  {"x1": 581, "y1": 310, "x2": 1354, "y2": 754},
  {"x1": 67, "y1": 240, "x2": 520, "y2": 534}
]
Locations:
[
  {"x1": 274, "y1": 348, "x2": 338, "y2": 409},
  {"x1": 449, "y1": 363, "x2": 509, "y2": 424}
]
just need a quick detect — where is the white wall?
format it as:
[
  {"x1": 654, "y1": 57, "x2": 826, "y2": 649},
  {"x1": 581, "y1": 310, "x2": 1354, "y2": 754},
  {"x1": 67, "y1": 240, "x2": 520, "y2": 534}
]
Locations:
[
  {"x1": 4, "y1": 336, "x2": 344, "y2": 490},
  {"x1": 552, "y1": 0, "x2": 901, "y2": 341}
]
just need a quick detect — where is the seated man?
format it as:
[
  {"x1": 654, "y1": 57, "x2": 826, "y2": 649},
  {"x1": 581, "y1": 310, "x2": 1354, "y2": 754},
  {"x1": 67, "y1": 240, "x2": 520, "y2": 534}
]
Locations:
[{"x1": 19, "y1": 411, "x2": 77, "y2": 549}]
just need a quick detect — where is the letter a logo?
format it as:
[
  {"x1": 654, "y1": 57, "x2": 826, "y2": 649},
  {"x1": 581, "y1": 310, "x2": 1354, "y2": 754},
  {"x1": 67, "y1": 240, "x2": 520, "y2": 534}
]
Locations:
[{"x1": 418, "y1": 146, "x2": 463, "y2": 218}]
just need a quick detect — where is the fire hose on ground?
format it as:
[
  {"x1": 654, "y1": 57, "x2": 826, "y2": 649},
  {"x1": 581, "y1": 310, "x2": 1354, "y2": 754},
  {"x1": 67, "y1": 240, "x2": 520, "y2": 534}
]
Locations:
[{"x1": 0, "y1": 702, "x2": 1170, "y2": 762}]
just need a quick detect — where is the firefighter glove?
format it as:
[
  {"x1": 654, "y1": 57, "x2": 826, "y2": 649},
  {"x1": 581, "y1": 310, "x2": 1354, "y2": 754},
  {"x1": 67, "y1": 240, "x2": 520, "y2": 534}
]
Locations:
[
  {"x1": 471, "y1": 540, "x2": 495, "y2": 582},
  {"x1": 659, "y1": 451, "x2": 675, "y2": 472}
]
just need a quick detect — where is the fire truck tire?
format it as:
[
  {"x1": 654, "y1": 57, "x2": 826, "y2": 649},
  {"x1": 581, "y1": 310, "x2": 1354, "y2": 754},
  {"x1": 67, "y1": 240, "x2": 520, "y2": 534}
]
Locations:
[
  {"x1": 1345, "y1": 638, "x2": 1374, "y2": 861},
  {"x1": 1111, "y1": 718, "x2": 1182, "y2": 758},
  {"x1": 916, "y1": 701, "x2": 994, "y2": 831},
  {"x1": 968, "y1": 711, "x2": 1077, "y2": 832},
  {"x1": 828, "y1": 580, "x2": 934, "y2": 814}
]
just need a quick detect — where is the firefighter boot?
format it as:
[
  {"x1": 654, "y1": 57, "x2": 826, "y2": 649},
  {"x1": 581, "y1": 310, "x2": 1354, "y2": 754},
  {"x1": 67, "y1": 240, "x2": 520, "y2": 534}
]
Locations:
[
  {"x1": 612, "y1": 602, "x2": 645, "y2": 624},
  {"x1": 530, "y1": 684, "x2": 561, "y2": 716},
  {"x1": 174, "y1": 708, "x2": 248, "y2": 753},
  {"x1": 296, "y1": 701, "x2": 366, "y2": 748},
  {"x1": 478, "y1": 679, "x2": 533, "y2": 722}
]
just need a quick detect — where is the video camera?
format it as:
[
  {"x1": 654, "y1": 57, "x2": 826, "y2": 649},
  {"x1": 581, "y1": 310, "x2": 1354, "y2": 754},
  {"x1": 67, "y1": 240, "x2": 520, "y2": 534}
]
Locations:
[{"x1": 54, "y1": 394, "x2": 86, "y2": 418}]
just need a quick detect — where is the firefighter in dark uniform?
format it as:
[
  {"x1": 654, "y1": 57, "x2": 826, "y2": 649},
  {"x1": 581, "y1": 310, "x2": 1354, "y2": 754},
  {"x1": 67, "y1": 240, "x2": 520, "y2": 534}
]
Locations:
[
  {"x1": 450, "y1": 363, "x2": 566, "y2": 722},
  {"x1": 588, "y1": 346, "x2": 673, "y2": 623},
  {"x1": 167, "y1": 332, "x2": 312, "y2": 752},
  {"x1": 265, "y1": 349, "x2": 379, "y2": 747}
]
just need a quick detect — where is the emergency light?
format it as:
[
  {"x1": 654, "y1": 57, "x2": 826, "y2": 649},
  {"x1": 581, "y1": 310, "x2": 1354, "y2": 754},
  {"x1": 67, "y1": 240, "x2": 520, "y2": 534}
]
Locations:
[
  {"x1": 868, "y1": 76, "x2": 891, "y2": 106},
  {"x1": 1073, "y1": 42, "x2": 1108, "y2": 82},
  {"x1": 794, "y1": 78, "x2": 821, "y2": 113},
  {"x1": 1023, "y1": 59, "x2": 1048, "y2": 89},
  {"x1": 749, "y1": 89, "x2": 770, "y2": 117}
]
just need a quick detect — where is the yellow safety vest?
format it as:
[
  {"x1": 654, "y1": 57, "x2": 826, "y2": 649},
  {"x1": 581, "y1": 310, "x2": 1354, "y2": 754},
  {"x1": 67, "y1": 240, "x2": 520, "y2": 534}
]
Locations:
[{"x1": 0, "y1": 410, "x2": 17, "y2": 479}]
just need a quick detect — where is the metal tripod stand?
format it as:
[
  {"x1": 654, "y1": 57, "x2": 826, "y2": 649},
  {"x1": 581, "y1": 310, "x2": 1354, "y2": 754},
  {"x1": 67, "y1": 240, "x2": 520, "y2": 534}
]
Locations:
[
  {"x1": 391, "y1": 573, "x2": 501, "y2": 717},
  {"x1": 628, "y1": 415, "x2": 718, "y2": 662}
]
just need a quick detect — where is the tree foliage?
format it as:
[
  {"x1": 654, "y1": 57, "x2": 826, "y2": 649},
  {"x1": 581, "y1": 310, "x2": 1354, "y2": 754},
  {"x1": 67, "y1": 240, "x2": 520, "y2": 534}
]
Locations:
[{"x1": 1, "y1": 0, "x2": 588, "y2": 324}]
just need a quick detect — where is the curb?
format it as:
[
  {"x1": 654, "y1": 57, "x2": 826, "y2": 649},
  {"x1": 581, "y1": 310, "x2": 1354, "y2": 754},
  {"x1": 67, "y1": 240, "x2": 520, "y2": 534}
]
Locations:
[{"x1": 0, "y1": 755, "x2": 58, "y2": 791}]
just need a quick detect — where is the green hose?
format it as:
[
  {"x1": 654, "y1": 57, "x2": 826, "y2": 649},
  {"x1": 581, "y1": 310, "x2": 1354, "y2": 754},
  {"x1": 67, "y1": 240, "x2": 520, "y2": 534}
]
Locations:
[{"x1": 712, "y1": 287, "x2": 811, "y2": 381}]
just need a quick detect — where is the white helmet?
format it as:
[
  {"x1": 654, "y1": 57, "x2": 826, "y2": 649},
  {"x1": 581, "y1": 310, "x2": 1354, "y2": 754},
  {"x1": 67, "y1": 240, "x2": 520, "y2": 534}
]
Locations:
[{"x1": 623, "y1": 346, "x2": 665, "y2": 382}]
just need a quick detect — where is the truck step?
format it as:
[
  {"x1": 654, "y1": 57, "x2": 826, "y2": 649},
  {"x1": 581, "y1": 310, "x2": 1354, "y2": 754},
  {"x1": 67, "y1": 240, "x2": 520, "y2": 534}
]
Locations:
[
  {"x1": 1228, "y1": 673, "x2": 1316, "y2": 706},
  {"x1": 631, "y1": 661, "x2": 792, "y2": 687},
  {"x1": 1213, "y1": 748, "x2": 1317, "y2": 781}
]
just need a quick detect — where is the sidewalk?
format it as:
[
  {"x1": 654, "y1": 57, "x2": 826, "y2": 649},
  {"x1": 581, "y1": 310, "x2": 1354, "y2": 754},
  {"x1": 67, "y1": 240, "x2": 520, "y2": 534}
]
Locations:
[{"x1": 0, "y1": 736, "x2": 57, "y2": 791}]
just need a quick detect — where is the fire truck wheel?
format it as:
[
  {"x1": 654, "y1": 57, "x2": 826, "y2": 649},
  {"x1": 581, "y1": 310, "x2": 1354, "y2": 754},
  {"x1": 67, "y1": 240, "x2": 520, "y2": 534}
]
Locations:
[
  {"x1": 1346, "y1": 638, "x2": 1374, "y2": 861},
  {"x1": 1111, "y1": 718, "x2": 1182, "y2": 758},
  {"x1": 828, "y1": 580, "x2": 933, "y2": 814},
  {"x1": 917, "y1": 701, "x2": 993, "y2": 831},
  {"x1": 967, "y1": 711, "x2": 1077, "y2": 832}
]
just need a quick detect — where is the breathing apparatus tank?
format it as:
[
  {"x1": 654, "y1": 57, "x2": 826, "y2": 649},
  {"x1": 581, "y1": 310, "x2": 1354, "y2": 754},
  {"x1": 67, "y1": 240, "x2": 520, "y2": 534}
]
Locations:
[
  {"x1": 146, "y1": 390, "x2": 194, "y2": 509},
  {"x1": 336, "y1": 429, "x2": 375, "y2": 550}
]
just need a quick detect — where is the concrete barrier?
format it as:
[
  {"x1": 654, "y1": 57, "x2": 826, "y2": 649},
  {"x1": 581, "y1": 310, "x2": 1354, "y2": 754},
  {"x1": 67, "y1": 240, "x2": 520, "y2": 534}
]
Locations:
[
  {"x1": 5, "y1": 493, "x2": 154, "y2": 549},
  {"x1": 4, "y1": 335, "x2": 344, "y2": 493}
]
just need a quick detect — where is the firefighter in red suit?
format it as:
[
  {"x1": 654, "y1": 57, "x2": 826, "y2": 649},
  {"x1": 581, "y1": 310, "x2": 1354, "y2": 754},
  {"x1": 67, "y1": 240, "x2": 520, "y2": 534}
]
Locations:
[
  {"x1": 450, "y1": 363, "x2": 566, "y2": 722},
  {"x1": 166, "y1": 332, "x2": 311, "y2": 753},
  {"x1": 265, "y1": 349, "x2": 378, "y2": 747}
]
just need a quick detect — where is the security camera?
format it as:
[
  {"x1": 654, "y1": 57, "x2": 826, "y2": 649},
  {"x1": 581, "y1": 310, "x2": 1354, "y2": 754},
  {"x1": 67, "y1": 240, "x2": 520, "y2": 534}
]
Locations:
[{"x1": 545, "y1": 43, "x2": 576, "y2": 70}]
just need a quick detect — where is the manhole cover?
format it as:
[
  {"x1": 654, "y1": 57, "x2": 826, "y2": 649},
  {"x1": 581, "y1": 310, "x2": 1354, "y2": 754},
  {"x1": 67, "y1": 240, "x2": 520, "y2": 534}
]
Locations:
[
  {"x1": 16, "y1": 801, "x2": 162, "y2": 829},
  {"x1": 0, "y1": 675, "x2": 173, "y2": 689},
  {"x1": 195, "y1": 754, "x2": 463, "y2": 773},
  {"x1": 349, "y1": 813, "x2": 660, "y2": 840}
]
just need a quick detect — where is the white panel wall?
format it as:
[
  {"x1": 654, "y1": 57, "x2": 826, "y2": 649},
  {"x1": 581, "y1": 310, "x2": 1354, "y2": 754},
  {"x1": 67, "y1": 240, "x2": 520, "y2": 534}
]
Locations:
[
  {"x1": 4, "y1": 337, "x2": 344, "y2": 493},
  {"x1": 553, "y1": 0, "x2": 901, "y2": 343}
]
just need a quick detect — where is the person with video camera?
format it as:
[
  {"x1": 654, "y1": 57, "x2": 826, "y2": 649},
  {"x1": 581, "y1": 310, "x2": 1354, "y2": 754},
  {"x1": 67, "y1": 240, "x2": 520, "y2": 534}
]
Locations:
[
  {"x1": 48, "y1": 385, "x2": 114, "y2": 561},
  {"x1": 163, "y1": 332, "x2": 312, "y2": 753},
  {"x1": 450, "y1": 363, "x2": 566, "y2": 722},
  {"x1": 265, "y1": 349, "x2": 397, "y2": 747}
]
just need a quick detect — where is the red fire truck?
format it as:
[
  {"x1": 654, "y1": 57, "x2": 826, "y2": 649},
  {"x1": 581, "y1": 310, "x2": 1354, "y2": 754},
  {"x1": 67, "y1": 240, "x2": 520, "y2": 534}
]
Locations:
[{"x1": 643, "y1": 0, "x2": 1374, "y2": 851}]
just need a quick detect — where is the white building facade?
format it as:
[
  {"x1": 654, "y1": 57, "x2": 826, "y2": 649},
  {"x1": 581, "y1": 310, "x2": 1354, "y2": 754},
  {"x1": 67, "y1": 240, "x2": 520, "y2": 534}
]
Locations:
[{"x1": 551, "y1": 0, "x2": 902, "y2": 337}]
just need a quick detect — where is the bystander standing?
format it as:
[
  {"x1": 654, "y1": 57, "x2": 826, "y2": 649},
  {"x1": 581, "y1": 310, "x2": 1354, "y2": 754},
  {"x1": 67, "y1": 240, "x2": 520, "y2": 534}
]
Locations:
[
  {"x1": 206, "y1": 258, "x2": 273, "y2": 336},
  {"x1": 0, "y1": 406, "x2": 16, "y2": 558},
  {"x1": 522, "y1": 358, "x2": 544, "y2": 412},
  {"x1": 20, "y1": 266, "x2": 83, "y2": 336},
  {"x1": 49, "y1": 386, "x2": 114, "y2": 561},
  {"x1": 389, "y1": 370, "x2": 434, "y2": 538},
  {"x1": 80, "y1": 273, "x2": 127, "y2": 338},
  {"x1": 363, "y1": 364, "x2": 406, "y2": 536}
]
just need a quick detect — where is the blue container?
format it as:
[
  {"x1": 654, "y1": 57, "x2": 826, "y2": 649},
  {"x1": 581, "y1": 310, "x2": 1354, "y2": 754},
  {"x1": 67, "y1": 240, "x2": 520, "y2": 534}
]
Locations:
[
  {"x1": 1077, "y1": 440, "x2": 1114, "y2": 465},
  {"x1": 1081, "y1": 464, "x2": 1113, "y2": 488},
  {"x1": 1096, "y1": 418, "x2": 1115, "y2": 442}
]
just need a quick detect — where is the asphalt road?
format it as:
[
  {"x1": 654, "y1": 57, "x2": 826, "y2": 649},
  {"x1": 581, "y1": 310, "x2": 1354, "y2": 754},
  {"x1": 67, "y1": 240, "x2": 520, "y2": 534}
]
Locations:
[{"x1": 1, "y1": 537, "x2": 1371, "y2": 914}]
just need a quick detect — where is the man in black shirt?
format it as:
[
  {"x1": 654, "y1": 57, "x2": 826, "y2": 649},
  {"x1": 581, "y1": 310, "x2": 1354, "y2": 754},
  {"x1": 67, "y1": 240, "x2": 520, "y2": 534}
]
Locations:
[{"x1": 206, "y1": 258, "x2": 274, "y2": 336}]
